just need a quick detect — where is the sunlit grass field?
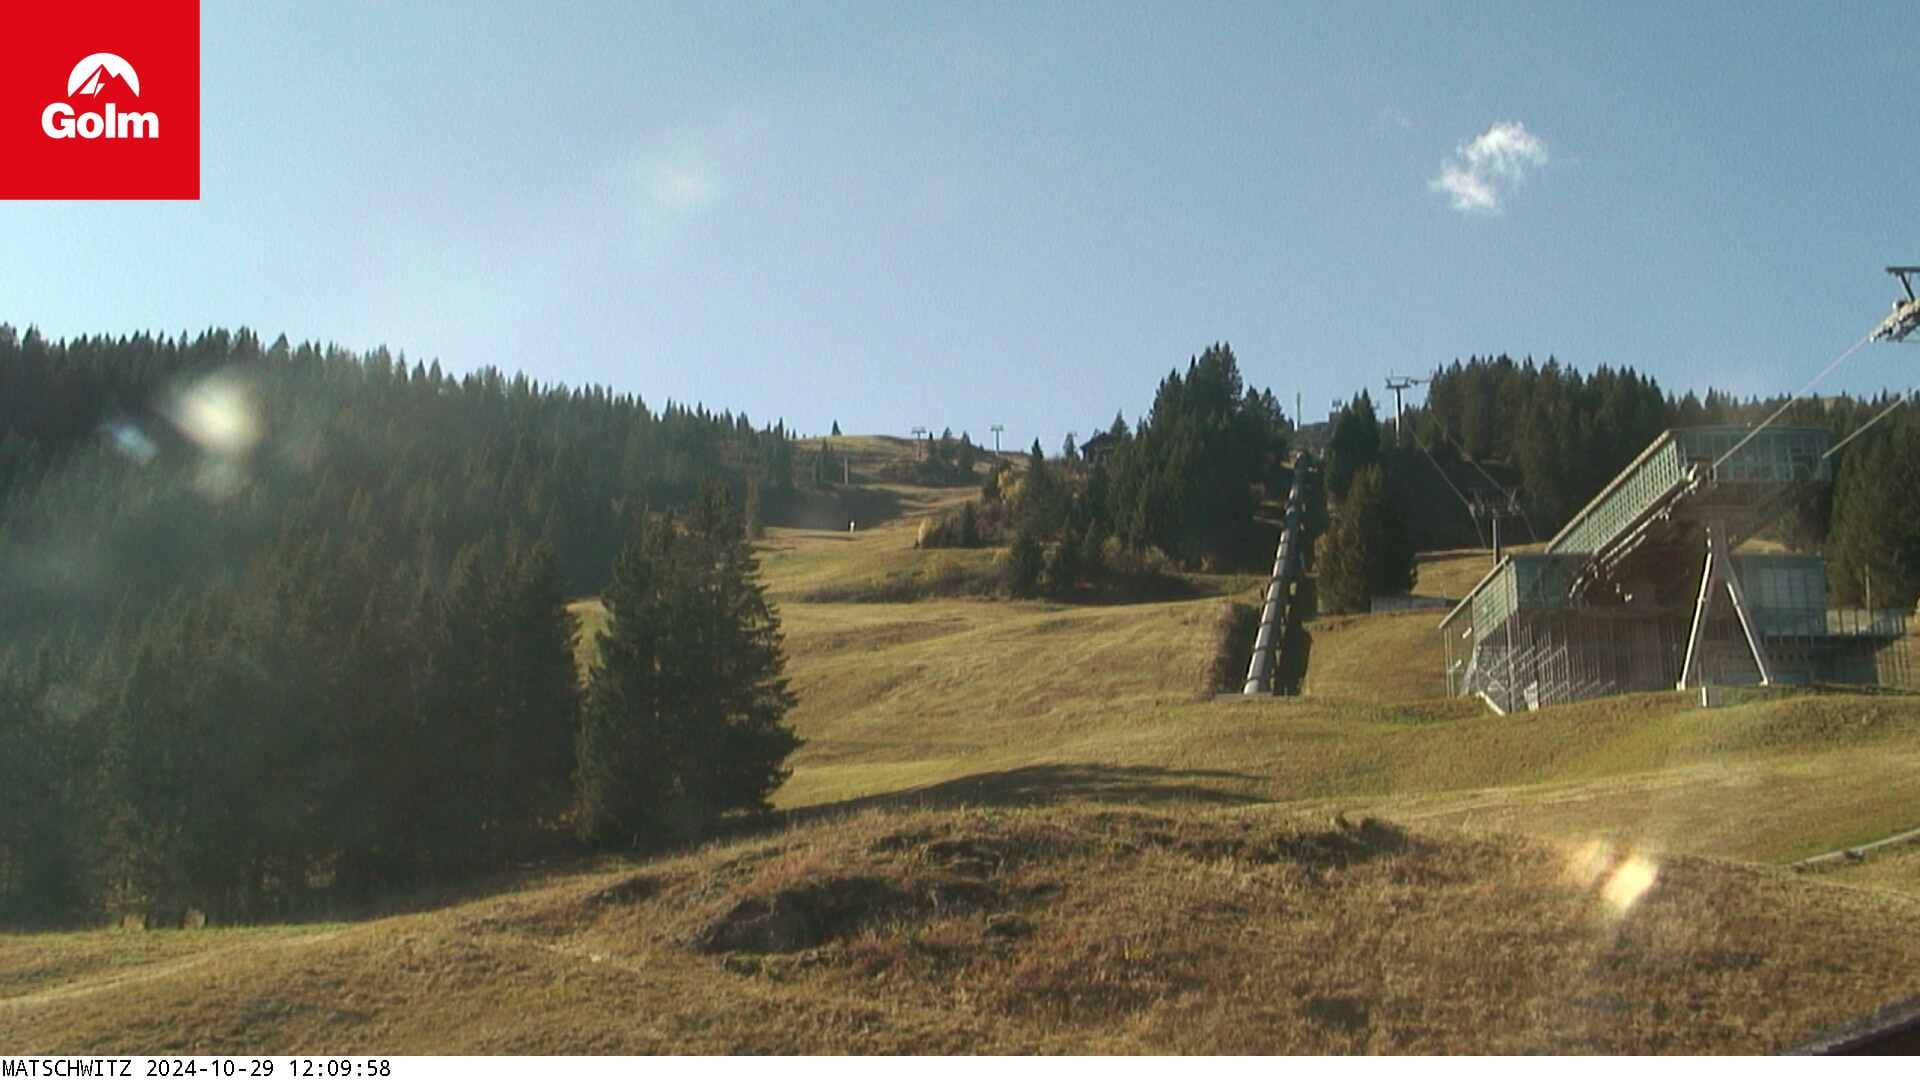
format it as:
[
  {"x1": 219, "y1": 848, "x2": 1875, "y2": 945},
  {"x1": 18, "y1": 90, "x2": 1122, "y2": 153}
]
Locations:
[
  {"x1": 11, "y1": 803, "x2": 1920, "y2": 1054},
  {"x1": 10, "y1": 448, "x2": 1920, "y2": 1053}
]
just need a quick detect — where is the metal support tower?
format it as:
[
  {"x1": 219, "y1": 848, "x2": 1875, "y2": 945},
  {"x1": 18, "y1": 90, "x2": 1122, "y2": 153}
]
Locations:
[
  {"x1": 1677, "y1": 523, "x2": 1775, "y2": 689},
  {"x1": 1385, "y1": 374, "x2": 1430, "y2": 446},
  {"x1": 1470, "y1": 487, "x2": 1526, "y2": 562}
]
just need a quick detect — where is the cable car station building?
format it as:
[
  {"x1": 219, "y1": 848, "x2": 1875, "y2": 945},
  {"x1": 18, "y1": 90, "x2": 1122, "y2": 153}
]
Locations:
[{"x1": 1441, "y1": 426, "x2": 1909, "y2": 712}]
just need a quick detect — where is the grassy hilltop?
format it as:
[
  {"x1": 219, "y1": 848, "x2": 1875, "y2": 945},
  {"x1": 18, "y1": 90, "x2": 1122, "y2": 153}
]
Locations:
[{"x1": 7, "y1": 438, "x2": 1920, "y2": 1053}]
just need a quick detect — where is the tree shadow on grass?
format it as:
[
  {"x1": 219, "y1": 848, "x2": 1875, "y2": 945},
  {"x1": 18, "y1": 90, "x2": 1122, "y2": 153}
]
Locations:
[
  {"x1": 773, "y1": 486, "x2": 908, "y2": 532},
  {"x1": 1059, "y1": 572, "x2": 1221, "y2": 606},
  {"x1": 120, "y1": 766, "x2": 1265, "y2": 929},
  {"x1": 781, "y1": 763, "x2": 1268, "y2": 828}
]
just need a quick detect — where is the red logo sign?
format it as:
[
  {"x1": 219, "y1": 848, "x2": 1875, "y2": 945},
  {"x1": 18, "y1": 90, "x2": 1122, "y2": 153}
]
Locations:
[{"x1": 1, "y1": 2, "x2": 199, "y2": 199}]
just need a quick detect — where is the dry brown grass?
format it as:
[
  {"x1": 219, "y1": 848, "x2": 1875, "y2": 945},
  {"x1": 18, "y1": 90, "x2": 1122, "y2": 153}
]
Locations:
[
  {"x1": 14, "y1": 466, "x2": 1920, "y2": 1053},
  {"x1": 1301, "y1": 611, "x2": 1448, "y2": 702},
  {"x1": 8, "y1": 805, "x2": 1920, "y2": 1053},
  {"x1": 1414, "y1": 549, "x2": 1502, "y2": 603},
  {"x1": 750, "y1": 506, "x2": 1920, "y2": 875}
]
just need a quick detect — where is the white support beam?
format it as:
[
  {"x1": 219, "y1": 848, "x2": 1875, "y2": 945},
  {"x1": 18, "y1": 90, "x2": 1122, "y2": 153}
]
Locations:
[
  {"x1": 1721, "y1": 553, "x2": 1775, "y2": 687},
  {"x1": 1678, "y1": 524, "x2": 1773, "y2": 689}
]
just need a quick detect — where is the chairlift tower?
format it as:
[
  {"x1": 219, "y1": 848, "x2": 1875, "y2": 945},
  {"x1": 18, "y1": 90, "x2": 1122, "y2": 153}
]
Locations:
[
  {"x1": 1385, "y1": 374, "x2": 1431, "y2": 446},
  {"x1": 1469, "y1": 487, "x2": 1526, "y2": 562}
]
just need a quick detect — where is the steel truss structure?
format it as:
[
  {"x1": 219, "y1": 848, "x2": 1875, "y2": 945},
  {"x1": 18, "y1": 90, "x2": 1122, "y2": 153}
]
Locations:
[{"x1": 1441, "y1": 427, "x2": 1910, "y2": 712}]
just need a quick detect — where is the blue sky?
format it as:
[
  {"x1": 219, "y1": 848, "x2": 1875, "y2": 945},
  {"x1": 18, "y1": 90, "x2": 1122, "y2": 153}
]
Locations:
[{"x1": 7, "y1": 2, "x2": 1919, "y2": 450}]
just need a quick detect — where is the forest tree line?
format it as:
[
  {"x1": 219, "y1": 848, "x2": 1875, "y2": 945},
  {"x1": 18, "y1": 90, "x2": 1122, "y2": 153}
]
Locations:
[
  {"x1": 0, "y1": 325, "x2": 807, "y2": 647},
  {"x1": 1319, "y1": 355, "x2": 1920, "y2": 610},
  {"x1": 5, "y1": 327, "x2": 1918, "y2": 924},
  {"x1": 918, "y1": 343, "x2": 1295, "y2": 597},
  {"x1": 912, "y1": 345, "x2": 1920, "y2": 615},
  {"x1": 0, "y1": 327, "x2": 801, "y2": 928}
]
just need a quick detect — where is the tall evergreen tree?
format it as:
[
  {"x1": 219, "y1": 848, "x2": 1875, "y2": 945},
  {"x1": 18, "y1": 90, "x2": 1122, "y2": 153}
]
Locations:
[
  {"x1": 1102, "y1": 343, "x2": 1286, "y2": 569},
  {"x1": 0, "y1": 643, "x2": 93, "y2": 926},
  {"x1": 1317, "y1": 464, "x2": 1416, "y2": 614},
  {"x1": 499, "y1": 540, "x2": 583, "y2": 830},
  {"x1": 1828, "y1": 409, "x2": 1920, "y2": 608},
  {"x1": 1325, "y1": 392, "x2": 1382, "y2": 501},
  {"x1": 576, "y1": 477, "x2": 799, "y2": 848},
  {"x1": 1004, "y1": 523, "x2": 1045, "y2": 599}
]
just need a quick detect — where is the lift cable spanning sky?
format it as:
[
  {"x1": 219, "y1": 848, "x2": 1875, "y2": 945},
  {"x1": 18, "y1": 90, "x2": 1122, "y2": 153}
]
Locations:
[
  {"x1": 1816, "y1": 267, "x2": 1920, "y2": 459},
  {"x1": 1825, "y1": 380, "x2": 1920, "y2": 460},
  {"x1": 1710, "y1": 267, "x2": 1920, "y2": 475}
]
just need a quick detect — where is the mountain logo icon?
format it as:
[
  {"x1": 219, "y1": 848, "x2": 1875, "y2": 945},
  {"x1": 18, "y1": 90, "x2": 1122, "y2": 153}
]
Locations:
[
  {"x1": 6, "y1": 0, "x2": 200, "y2": 200},
  {"x1": 67, "y1": 53, "x2": 141, "y2": 97},
  {"x1": 43, "y1": 53, "x2": 158, "y2": 140}
]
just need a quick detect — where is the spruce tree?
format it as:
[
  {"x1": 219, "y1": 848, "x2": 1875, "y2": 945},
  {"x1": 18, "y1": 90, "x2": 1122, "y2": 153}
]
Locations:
[
  {"x1": 499, "y1": 540, "x2": 582, "y2": 829},
  {"x1": 1317, "y1": 464, "x2": 1416, "y2": 614},
  {"x1": 743, "y1": 475, "x2": 765, "y2": 539},
  {"x1": 1325, "y1": 392, "x2": 1382, "y2": 501},
  {"x1": 1005, "y1": 524, "x2": 1045, "y2": 599},
  {"x1": 1102, "y1": 344, "x2": 1286, "y2": 569},
  {"x1": 576, "y1": 477, "x2": 798, "y2": 848},
  {"x1": 1829, "y1": 410, "x2": 1920, "y2": 608},
  {"x1": 419, "y1": 541, "x2": 504, "y2": 869},
  {"x1": 0, "y1": 643, "x2": 92, "y2": 926}
]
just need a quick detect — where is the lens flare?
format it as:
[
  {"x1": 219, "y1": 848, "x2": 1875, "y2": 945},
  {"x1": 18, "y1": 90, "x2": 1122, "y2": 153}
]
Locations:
[
  {"x1": 1601, "y1": 855, "x2": 1658, "y2": 914},
  {"x1": 102, "y1": 419, "x2": 158, "y2": 464},
  {"x1": 1564, "y1": 839, "x2": 1615, "y2": 888},
  {"x1": 1564, "y1": 840, "x2": 1660, "y2": 917},
  {"x1": 164, "y1": 372, "x2": 264, "y2": 500},
  {"x1": 168, "y1": 373, "x2": 262, "y2": 457}
]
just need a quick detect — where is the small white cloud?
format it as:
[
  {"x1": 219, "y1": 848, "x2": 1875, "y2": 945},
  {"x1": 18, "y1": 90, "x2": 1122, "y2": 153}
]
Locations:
[
  {"x1": 1431, "y1": 121, "x2": 1551, "y2": 214},
  {"x1": 1433, "y1": 167, "x2": 1500, "y2": 213}
]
